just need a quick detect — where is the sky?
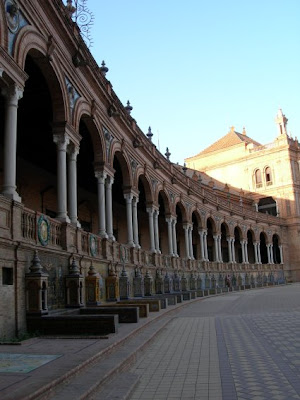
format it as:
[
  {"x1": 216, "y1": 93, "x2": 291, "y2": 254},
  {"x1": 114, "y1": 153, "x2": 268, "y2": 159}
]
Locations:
[{"x1": 75, "y1": 0, "x2": 300, "y2": 165}]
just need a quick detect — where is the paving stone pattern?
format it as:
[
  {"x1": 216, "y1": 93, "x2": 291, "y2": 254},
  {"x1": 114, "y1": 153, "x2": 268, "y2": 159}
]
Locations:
[{"x1": 129, "y1": 287, "x2": 300, "y2": 400}]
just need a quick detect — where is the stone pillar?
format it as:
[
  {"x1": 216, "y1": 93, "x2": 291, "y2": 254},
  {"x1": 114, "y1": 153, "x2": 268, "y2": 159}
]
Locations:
[
  {"x1": 172, "y1": 217, "x2": 178, "y2": 256},
  {"x1": 132, "y1": 196, "x2": 140, "y2": 248},
  {"x1": 257, "y1": 243, "x2": 262, "y2": 264},
  {"x1": 199, "y1": 230, "x2": 205, "y2": 261},
  {"x1": 218, "y1": 235, "x2": 223, "y2": 262},
  {"x1": 183, "y1": 224, "x2": 190, "y2": 259},
  {"x1": 154, "y1": 209, "x2": 161, "y2": 253},
  {"x1": 95, "y1": 171, "x2": 108, "y2": 238},
  {"x1": 213, "y1": 235, "x2": 219, "y2": 262},
  {"x1": 270, "y1": 244, "x2": 274, "y2": 264},
  {"x1": 231, "y1": 238, "x2": 236, "y2": 263},
  {"x1": 147, "y1": 206, "x2": 156, "y2": 253},
  {"x1": 68, "y1": 144, "x2": 80, "y2": 226},
  {"x1": 53, "y1": 134, "x2": 70, "y2": 222},
  {"x1": 1, "y1": 84, "x2": 23, "y2": 202},
  {"x1": 241, "y1": 240, "x2": 246, "y2": 263},
  {"x1": 188, "y1": 225, "x2": 194, "y2": 259},
  {"x1": 254, "y1": 242, "x2": 259, "y2": 264},
  {"x1": 244, "y1": 240, "x2": 249, "y2": 263},
  {"x1": 227, "y1": 237, "x2": 233, "y2": 262},
  {"x1": 267, "y1": 244, "x2": 271, "y2": 264},
  {"x1": 279, "y1": 245, "x2": 283, "y2": 264},
  {"x1": 106, "y1": 176, "x2": 115, "y2": 241},
  {"x1": 166, "y1": 217, "x2": 174, "y2": 256},
  {"x1": 124, "y1": 193, "x2": 134, "y2": 247},
  {"x1": 203, "y1": 231, "x2": 208, "y2": 261}
]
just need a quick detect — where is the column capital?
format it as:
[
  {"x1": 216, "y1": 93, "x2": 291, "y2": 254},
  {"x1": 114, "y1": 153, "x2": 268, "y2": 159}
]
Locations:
[
  {"x1": 95, "y1": 170, "x2": 107, "y2": 180},
  {"x1": 124, "y1": 192, "x2": 133, "y2": 202},
  {"x1": 146, "y1": 206, "x2": 154, "y2": 215},
  {"x1": 67, "y1": 142, "x2": 80, "y2": 159},
  {"x1": 53, "y1": 134, "x2": 70, "y2": 151},
  {"x1": 1, "y1": 83, "x2": 23, "y2": 103}
]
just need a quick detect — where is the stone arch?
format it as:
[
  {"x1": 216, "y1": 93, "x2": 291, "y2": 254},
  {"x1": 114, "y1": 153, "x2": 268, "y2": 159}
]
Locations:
[
  {"x1": 137, "y1": 174, "x2": 153, "y2": 204},
  {"x1": 77, "y1": 111, "x2": 105, "y2": 165},
  {"x1": 174, "y1": 200, "x2": 188, "y2": 223},
  {"x1": 157, "y1": 188, "x2": 171, "y2": 216},
  {"x1": 18, "y1": 41, "x2": 66, "y2": 123},
  {"x1": 175, "y1": 201, "x2": 188, "y2": 258},
  {"x1": 112, "y1": 150, "x2": 132, "y2": 188}
]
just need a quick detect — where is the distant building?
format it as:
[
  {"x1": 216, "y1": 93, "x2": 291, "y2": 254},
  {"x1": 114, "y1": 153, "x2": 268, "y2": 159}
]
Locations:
[{"x1": 186, "y1": 109, "x2": 299, "y2": 279}]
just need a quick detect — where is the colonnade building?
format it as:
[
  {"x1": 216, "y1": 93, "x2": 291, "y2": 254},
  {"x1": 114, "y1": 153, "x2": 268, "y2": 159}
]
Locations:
[{"x1": 0, "y1": 0, "x2": 286, "y2": 339}]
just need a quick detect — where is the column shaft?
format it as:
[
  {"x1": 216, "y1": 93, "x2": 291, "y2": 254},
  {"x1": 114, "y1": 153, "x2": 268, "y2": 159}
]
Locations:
[
  {"x1": 106, "y1": 177, "x2": 115, "y2": 240},
  {"x1": 54, "y1": 135, "x2": 70, "y2": 222},
  {"x1": 124, "y1": 193, "x2": 134, "y2": 247},
  {"x1": 95, "y1": 172, "x2": 107, "y2": 238},
  {"x1": 68, "y1": 146, "x2": 80, "y2": 226},
  {"x1": 132, "y1": 197, "x2": 140, "y2": 248},
  {"x1": 147, "y1": 207, "x2": 155, "y2": 252}
]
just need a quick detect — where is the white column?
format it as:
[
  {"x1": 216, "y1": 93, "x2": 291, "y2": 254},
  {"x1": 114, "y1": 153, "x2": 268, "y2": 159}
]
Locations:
[
  {"x1": 124, "y1": 193, "x2": 134, "y2": 247},
  {"x1": 166, "y1": 217, "x2": 174, "y2": 256},
  {"x1": 106, "y1": 176, "x2": 115, "y2": 241},
  {"x1": 95, "y1": 171, "x2": 107, "y2": 238},
  {"x1": 244, "y1": 240, "x2": 249, "y2": 263},
  {"x1": 204, "y1": 231, "x2": 208, "y2": 261},
  {"x1": 257, "y1": 243, "x2": 262, "y2": 264},
  {"x1": 241, "y1": 240, "x2": 246, "y2": 263},
  {"x1": 199, "y1": 230, "x2": 205, "y2": 261},
  {"x1": 254, "y1": 242, "x2": 259, "y2": 264},
  {"x1": 189, "y1": 225, "x2": 194, "y2": 259},
  {"x1": 172, "y1": 217, "x2": 178, "y2": 256},
  {"x1": 279, "y1": 245, "x2": 283, "y2": 264},
  {"x1": 218, "y1": 235, "x2": 223, "y2": 262},
  {"x1": 231, "y1": 238, "x2": 236, "y2": 263},
  {"x1": 270, "y1": 244, "x2": 274, "y2": 264},
  {"x1": 68, "y1": 144, "x2": 80, "y2": 226},
  {"x1": 53, "y1": 134, "x2": 70, "y2": 222},
  {"x1": 183, "y1": 224, "x2": 190, "y2": 259},
  {"x1": 154, "y1": 209, "x2": 160, "y2": 253},
  {"x1": 132, "y1": 196, "x2": 140, "y2": 248},
  {"x1": 213, "y1": 235, "x2": 219, "y2": 262},
  {"x1": 147, "y1": 206, "x2": 155, "y2": 253},
  {"x1": 227, "y1": 237, "x2": 232, "y2": 262},
  {"x1": 1, "y1": 84, "x2": 23, "y2": 201},
  {"x1": 267, "y1": 244, "x2": 271, "y2": 264}
]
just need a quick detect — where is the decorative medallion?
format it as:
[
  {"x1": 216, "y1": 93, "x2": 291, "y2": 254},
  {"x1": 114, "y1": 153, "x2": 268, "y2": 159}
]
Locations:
[
  {"x1": 38, "y1": 215, "x2": 50, "y2": 246},
  {"x1": 89, "y1": 234, "x2": 97, "y2": 257},
  {"x1": 120, "y1": 245, "x2": 127, "y2": 262},
  {"x1": 5, "y1": 1, "x2": 19, "y2": 33},
  {"x1": 65, "y1": 78, "x2": 80, "y2": 112},
  {"x1": 130, "y1": 158, "x2": 138, "y2": 178}
]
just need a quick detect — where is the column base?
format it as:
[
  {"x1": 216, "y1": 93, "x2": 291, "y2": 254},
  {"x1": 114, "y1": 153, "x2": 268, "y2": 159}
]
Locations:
[
  {"x1": 2, "y1": 190, "x2": 21, "y2": 203},
  {"x1": 56, "y1": 214, "x2": 71, "y2": 223},
  {"x1": 98, "y1": 231, "x2": 108, "y2": 239}
]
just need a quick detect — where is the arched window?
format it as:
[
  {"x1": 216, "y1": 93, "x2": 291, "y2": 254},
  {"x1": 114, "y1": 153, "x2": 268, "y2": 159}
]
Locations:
[
  {"x1": 265, "y1": 167, "x2": 272, "y2": 185},
  {"x1": 255, "y1": 169, "x2": 262, "y2": 188}
]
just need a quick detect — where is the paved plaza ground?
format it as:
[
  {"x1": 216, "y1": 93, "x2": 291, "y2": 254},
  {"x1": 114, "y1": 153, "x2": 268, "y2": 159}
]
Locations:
[{"x1": 1, "y1": 284, "x2": 300, "y2": 400}]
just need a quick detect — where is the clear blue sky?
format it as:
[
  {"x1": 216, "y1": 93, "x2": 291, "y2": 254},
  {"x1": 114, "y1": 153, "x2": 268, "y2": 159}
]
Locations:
[{"x1": 75, "y1": 0, "x2": 300, "y2": 165}]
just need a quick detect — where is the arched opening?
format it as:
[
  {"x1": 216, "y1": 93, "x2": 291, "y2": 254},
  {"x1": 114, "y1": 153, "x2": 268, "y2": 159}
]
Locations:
[
  {"x1": 258, "y1": 197, "x2": 277, "y2": 216},
  {"x1": 265, "y1": 166, "x2": 272, "y2": 185},
  {"x1": 221, "y1": 223, "x2": 229, "y2": 262},
  {"x1": 255, "y1": 169, "x2": 262, "y2": 188},
  {"x1": 206, "y1": 218, "x2": 216, "y2": 261},
  {"x1": 15, "y1": 54, "x2": 57, "y2": 213},
  {"x1": 234, "y1": 227, "x2": 242, "y2": 263},
  {"x1": 272, "y1": 234, "x2": 281, "y2": 264},
  {"x1": 158, "y1": 191, "x2": 169, "y2": 255},
  {"x1": 112, "y1": 155, "x2": 127, "y2": 243},
  {"x1": 77, "y1": 118, "x2": 98, "y2": 232},
  {"x1": 247, "y1": 230, "x2": 255, "y2": 264},
  {"x1": 175, "y1": 203, "x2": 185, "y2": 258},
  {"x1": 260, "y1": 232, "x2": 268, "y2": 264},
  {"x1": 192, "y1": 212, "x2": 200, "y2": 259},
  {"x1": 137, "y1": 177, "x2": 150, "y2": 250}
]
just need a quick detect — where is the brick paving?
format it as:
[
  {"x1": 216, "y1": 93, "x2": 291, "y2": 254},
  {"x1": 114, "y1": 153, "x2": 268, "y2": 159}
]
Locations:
[
  {"x1": 127, "y1": 284, "x2": 300, "y2": 400},
  {"x1": 1, "y1": 284, "x2": 300, "y2": 400}
]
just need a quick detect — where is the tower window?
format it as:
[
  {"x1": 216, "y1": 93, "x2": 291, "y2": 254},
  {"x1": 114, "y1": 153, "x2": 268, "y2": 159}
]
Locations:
[
  {"x1": 265, "y1": 167, "x2": 272, "y2": 185},
  {"x1": 255, "y1": 169, "x2": 262, "y2": 188}
]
